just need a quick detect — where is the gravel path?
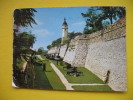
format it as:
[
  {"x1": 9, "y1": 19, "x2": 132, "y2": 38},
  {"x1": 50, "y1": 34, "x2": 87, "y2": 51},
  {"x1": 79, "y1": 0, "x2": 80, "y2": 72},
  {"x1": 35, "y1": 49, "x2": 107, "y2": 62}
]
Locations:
[{"x1": 50, "y1": 63, "x2": 74, "y2": 90}]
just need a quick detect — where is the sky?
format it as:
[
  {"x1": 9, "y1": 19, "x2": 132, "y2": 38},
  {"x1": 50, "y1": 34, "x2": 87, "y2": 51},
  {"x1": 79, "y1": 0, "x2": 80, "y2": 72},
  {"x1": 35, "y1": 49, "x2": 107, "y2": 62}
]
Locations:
[{"x1": 20, "y1": 7, "x2": 89, "y2": 50}]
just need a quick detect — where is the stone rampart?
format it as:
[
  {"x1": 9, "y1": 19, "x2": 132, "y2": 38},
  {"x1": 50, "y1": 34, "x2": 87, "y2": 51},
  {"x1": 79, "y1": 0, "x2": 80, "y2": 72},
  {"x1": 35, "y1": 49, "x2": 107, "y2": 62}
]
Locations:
[
  {"x1": 47, "y1": 18, "x2": 126, "y2": 91},
  {"x1": 63, "y1": 39, "x2": 77, "y2": 64},
  {"x1": 47, "y1": 46, "x2": 59, "y2": 55},
  {"x1": 59, "y1": 45, "x2": 67, "y2": 58},
  {"x1": 63, "y1": 18, "x2": 126, "y2": 91}
]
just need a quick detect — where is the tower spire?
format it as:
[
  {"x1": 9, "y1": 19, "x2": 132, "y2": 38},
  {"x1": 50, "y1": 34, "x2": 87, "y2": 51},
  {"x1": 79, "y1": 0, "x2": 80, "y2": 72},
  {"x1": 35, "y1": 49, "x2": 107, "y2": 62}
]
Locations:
[
  {"x1": 62, "y1": 18, "x2": 68, "y2": 26},
  {"x1": 64, "y1": 18, "x2": 66, "y2": 21}
]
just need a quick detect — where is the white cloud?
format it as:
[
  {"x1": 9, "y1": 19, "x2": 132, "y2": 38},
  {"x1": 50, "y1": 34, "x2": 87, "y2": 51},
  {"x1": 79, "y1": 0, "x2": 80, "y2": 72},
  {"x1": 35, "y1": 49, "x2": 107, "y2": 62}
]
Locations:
[
  {"x1": 33, "y1": 29, "x2": 51, "y2": 38},
  {"x1": 72, "y1": 21, "x2": 85, "y2": 26}
]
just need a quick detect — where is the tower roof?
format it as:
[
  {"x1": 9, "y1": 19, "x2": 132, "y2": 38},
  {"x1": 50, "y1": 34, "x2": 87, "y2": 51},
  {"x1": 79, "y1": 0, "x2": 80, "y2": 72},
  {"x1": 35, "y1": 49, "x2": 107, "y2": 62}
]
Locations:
[{"x1": 62, "y1": 18, "x2": 68, "y2": 26}]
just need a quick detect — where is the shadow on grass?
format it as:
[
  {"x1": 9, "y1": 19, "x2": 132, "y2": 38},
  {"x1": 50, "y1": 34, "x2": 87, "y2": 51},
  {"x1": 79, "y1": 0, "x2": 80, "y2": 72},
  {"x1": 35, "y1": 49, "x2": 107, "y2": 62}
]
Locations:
[{"x1": 34, "y1": 65, "x2": 53, "y2": 89}]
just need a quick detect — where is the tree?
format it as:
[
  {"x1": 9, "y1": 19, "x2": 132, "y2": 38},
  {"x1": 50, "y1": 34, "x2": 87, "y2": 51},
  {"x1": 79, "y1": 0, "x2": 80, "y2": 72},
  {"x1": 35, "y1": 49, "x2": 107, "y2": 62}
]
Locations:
[
  {"x1": 102, "y1": 21, "x2": 110, "y2": 28},
  {"x1": 14, "y1": 8, "x2": 37, "y2": 28},
  {"x1": 13, "y1": 8, "x2": 37, "y2": 59},
  {"x1": 13, "y1": 32, "x2": 36, "y2": 87},
  {"x1": 116, "y1": 7, "x2": 126, "y2": 19},
  {"x1": 82, "y1": 7, "x2": 104, "y2": 34},
  {"x1": 38, "y1": 47, "x2": 44, "y2": 54},
  {"x1": 13, "y1": 8, "x2": 37, "y2": 87},
  {"x1": 47, "y1": 45, "x2": 52, "y2": 49},
  {"x1": 98, "y1": 7, "x2": 117, "y2": 24},
  {"x1": 13, "y1": 8, "x2": 37, "y2": 60},
  {"x1": 14, "y1": 32, "x2": 36, "y2": 60},
  {"x1": 99, "y1": 7, "x2": 126, "y2": 24},
  {"x1": 82, "y1": 7, "x2": 126, "y2": 34},
  {"x1": 68, "y1": 32, "x2": 82, "y2": 40},
  {"x1": 51, "y1": 38, "x2": 61, "y2": 47}
]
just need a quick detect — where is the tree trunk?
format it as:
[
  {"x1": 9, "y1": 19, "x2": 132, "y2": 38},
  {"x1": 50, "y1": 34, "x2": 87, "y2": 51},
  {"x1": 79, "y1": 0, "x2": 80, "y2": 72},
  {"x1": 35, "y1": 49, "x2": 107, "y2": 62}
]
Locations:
[{"x1": 109, "y1": 16, "x2": 113, "y2": 24}]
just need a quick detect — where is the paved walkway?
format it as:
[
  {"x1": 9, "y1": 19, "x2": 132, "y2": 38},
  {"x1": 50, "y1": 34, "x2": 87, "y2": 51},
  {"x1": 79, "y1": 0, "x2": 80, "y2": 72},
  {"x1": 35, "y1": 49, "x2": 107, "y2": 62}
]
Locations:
[
  {"x1": 50, "y1": 63, "x2": 74, "y2": 90},
  {"x1": 36, "y1": 55, "x2": 45, "y2": 60}
]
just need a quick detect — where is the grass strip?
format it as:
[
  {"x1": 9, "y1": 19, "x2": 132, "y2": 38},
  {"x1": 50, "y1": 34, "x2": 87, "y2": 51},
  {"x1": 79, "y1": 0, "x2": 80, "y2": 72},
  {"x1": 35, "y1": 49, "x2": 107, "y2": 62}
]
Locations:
[
  {"x1": 41, "y1": 55, "x2": 66, "y2": 90},
  {"x1": 34, "y1": 65, "x2": 53, "y2": 89},
  {"x1": 72, "y1": 85, "x2": 113, "y2": 91},
  {"x1": 52, "y1": 60, "x2": 104, "y2": 84}
]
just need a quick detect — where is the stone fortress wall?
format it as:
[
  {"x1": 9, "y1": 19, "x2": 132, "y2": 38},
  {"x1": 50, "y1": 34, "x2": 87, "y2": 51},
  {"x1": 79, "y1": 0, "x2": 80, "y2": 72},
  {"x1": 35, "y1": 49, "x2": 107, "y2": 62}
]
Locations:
[
  {"x1": 47, "y1": 46, "x2": 59, "y2": 55},
  {"x1": 84, "y1": 18, "x2": 126, "y2": 91},
  {"x1": 48, "y1": 18, "x2": 126, "y2": 91},
  {"x1": 59, "y1": 45, "x2": 67, "y2": 58}
]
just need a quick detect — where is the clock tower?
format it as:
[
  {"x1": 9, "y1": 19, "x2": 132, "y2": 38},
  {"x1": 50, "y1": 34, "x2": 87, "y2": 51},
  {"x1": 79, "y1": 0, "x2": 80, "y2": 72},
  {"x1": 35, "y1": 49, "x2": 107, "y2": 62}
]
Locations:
[{"x1": 61, "y1": 18, "x2": 68, "y2": 44}]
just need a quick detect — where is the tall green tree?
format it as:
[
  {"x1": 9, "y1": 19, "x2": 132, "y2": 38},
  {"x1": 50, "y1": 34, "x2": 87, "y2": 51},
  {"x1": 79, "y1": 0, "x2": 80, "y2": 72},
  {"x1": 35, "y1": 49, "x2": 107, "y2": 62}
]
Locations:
[
  {"x1": 38, "y1": 47, "x2": 44, "y2": 54},
  {"x1": 13, "y1": 8, "x2": 37, "y2": 87},
  {"x1": 116, "y1": 7, "x2": 126, "y2": 19},
  {"x1": 13, "y1": 8, "x2": 37, "y2": 59},
  {"x1": 99, "y1": 7, "x2": 126, "y2": 24},
  {"x1": 14, "y1": 32, "x2": 36, "y2": 56},
  {"x1": 82, "y1": 7, "x2": 104, "y2": 34},
  {"x1": 98, "y1": 7, "x2": 117, "y2": 24},
  {"x1": 14, "y1": 8, "x2": 37, "y2": 28},
  {"x1": 51, "y1": 38, "x2": 61, "y2": 47},
  {"x1": 82, "y1": 7, "x2": 126, "y2": 34},
  {"x1": 13, "y1": 32, "x2": 36, "y2": 87},
  {"x1": 47, "y1": 45, "x2": 52, "y2": 49}
]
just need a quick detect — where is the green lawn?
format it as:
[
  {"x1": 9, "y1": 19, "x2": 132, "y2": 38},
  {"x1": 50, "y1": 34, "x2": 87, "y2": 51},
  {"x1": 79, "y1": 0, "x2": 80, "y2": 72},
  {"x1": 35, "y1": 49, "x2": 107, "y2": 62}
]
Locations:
[
  {"x1": 41, "y1": 56, "x2": 66, "y2": 90},
  {"x1": 72, "y1": 85, "x2": 113, "y2": 91},
  {"x1": 52, "y1": 61, "x2": 104, "y2": 84},
  {"x1": 34, "y1": 65, "x2": 53, "y2": 89}
]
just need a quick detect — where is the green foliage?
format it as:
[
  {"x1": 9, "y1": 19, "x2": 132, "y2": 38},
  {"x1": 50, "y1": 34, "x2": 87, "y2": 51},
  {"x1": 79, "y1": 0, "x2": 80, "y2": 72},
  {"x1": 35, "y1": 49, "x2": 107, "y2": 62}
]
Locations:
[
  {"x1": 42, "y1": 50, "x2": 47, "y2": 55},
  {"x1": 102, "y1": 21, "x2": 110, "y2": 28},
  {"x1": 61, "y1": 39, "x2": 69, "y2": 45},
  {"x1": 99, "y1": 7, "x2": 126, "y2": 24},
  {"x1": 14, "y1": 32, "x2": 36, "y2": 58},
  {"x1": 13, "y1": 8, "x2": 37, "y2": 87},
  {"x1": 38, "y1": 47, "x2": 44, "y2": 54},
  {"x1": 72, "y1": 85, "x2": 113, "y2": 91},
  {"x1": 68, "y1": 32, "x2": 82, "y2": 40},
  {"x1": 16, "y1": 56, "x2": 25, "y2": 69},
  {"x1": 82, "y1": 7, "x2": 104, "y2": 34},
  {"x1": 47, "y1": 32, "x2": 82, "y2": 48},
  {"x1": 31, "y1": 55, "x2": 43, "y2": 65},
  {"x1": 82, "y1": 7, "x2": 126, "y2": 34},
  {"x1": 47, "y1": 38, "x2": 61, "y2": 49},
  {"x1": 51, "y1": 38, "x2": 61, "y2": 47},
  {"x1": 47, "y1": 45, "x2": 52, "y2": 49},
  {"x1": 14, "y1": 8, "x2": 37, "y2": 27}
]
